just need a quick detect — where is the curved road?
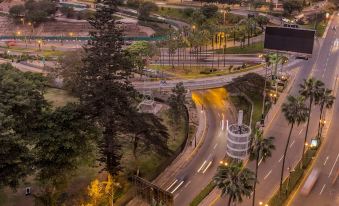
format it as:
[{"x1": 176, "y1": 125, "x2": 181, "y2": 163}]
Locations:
[{"x1": 168, "y1": 88, "x2": 232, "y2": 206}]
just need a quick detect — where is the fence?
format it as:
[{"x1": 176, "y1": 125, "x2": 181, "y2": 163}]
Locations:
[{"x1": 0, "y1": 35, "x2": 167, "y2": 42}]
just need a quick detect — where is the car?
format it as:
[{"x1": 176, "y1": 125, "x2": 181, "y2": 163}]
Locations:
[
  {"x1": 282, "y1": 18, "x2": 290, "y2": 23},
  {"x1": 301, "y1": 168, "x2": 320, "y2": 196}
]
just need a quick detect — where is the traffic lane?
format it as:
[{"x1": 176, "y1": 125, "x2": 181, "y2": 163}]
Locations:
[
  {"x1": 215, "y1": 13, "x2": 338, "y2": 206},
  {"x1": 312, "y1": 33, "x2": 338, "y2": 87},
  {"x1": 174, "y1": 127, "x2": 228, "y2": 205},
  {"x1": 174, "y1": 90, "x2": 229, "y2": 205},
  {"x1": 163, "y1": 90, "x2": 219, "y2": 193},
  {"x1": 215, "y1": 62, "x2": 322, "y2": 206},
  {"x1": 291, "y1": 83, "x2": 339, "y2": 206},
  {"x1": 213, "y1": 107, "x2": 311, "y2": 206}
]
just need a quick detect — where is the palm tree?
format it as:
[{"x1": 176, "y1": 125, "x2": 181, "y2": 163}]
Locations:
[
  {"x1": 299, "y1": 78, "x2": 324, "y2": 166},
  {"x1": 249, "y1": 129, "x2": 275, "y2": 206},
  {"x1": 280, "y1": 95, "x2": 308, "y2": 193},
  {"x1": 316, "y1": 88, "x2": 335, "y2": 138},
  {"x1": 214, "y1": 162, "x2": 255, "y2": 206},
  {"x1": 279, "y1": 55, "x2": 289, "y2": 75}
]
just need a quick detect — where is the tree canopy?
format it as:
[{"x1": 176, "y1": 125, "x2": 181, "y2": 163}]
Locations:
[
  {"x1": 283, "y1": 0, "x2": 303, "y2": 16},
  {"x1": 0, "y1": 63, "x2": 48, "y2": 188}
]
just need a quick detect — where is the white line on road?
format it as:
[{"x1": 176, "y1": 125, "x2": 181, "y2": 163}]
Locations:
[
  {"x1": 258, "y1": 157, "x2": 264, "y2": 166},
  {"x1": 202, "y1": 161, "x2": 212, "y2": 174},
  {"x1": 279, "y1": 155, "x2": 284, "y2": 163},
  {"x1": 171, "y1": 181, "x2": 184, "y2": 193},
  {"x1": 166, "y1": 180, "x2": 177, "y2": 191},
  {"x1": 184, "y1": 180, "x2": 191, "y2": 188},
  {"x1": 264, "y1": 170, "x2": 272, "y2": 180},
  {"x1": 319, "y1": 184, "x2": 326, "y2": 195},
  {"x1": 213, "y1": 143, "x2": 218, "y2": 150},
  {"x1": 197, "y1": 161, "x2": 207, "y2": 173},
  {"x1": 328, "y1": 153, "x2": 339, "y2": 177},
  {"x1": 324, "y1": 156, "x2": 329, "y2": 166},
  {"x1": 174, "y1": 193, "x2": 179, "y2": 200},
  {"x1": 289, "y1": 140, "x2": 295, "y2": 148},
  {"x1": 221, "y1": 119, "x2": 224, "y2": 131},
  {"x1": 298, "y1": 128, "x2": 303, "y2": 135}
]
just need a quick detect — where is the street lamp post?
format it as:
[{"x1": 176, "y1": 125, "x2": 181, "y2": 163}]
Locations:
[
  {"x1": 260, "y1": 54, "x2": 269, "y2": 126},
  {"x1": 37, "y1": 40, "x2": 42, "y2": 51}
]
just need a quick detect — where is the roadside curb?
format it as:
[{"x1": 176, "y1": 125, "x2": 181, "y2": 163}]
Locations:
[
  {"x1": 263, "y1": 67, "x2": 300, "y2": 136},
  {"x1": 321, "y1": 14, "x2": 334, "y2": 39},
  {"x1": 196, "y1": 67, "x2": 300, "y2": 206},
  {"x1": 152, "y1": 102, "x2": 208, "y2": 187}
]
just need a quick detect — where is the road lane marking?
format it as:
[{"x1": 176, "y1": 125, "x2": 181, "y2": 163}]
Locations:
[
  {"x1": 197, "y1": 161, "x2": 207, "y2": 173},
  {"x1": 202, "y1": 161, "x2": 212, "y2": 174},
  {"x1": 289, "y1": 140, "x2": 295, "y2": 148},
  {"x1": 258, "y1": 157, "x2": 263, "y2": 166},
  {"x1": 213, "y1": 143, "x2": 218, "y2": 149},
  {"x1": 184, "y1": 180, "x2": 191, "y2": 188},
  {"x1": 279, "y1": 155, "x2": 284, "y2": 163},
  {"x1": 298, "y1": 128, "x2": 303, "y2": 135},
  {"x1": 319, "y1": 184, "x2": 326, "y2": 195},
  {"x1": 174, "y1": 193, "x2": 179, "y2": 200},
  {"x1": 264, "y1": 170, "x2": 272, "y2": 180},
  {"x1": 166, "y1": 180, "x2": 177, "y2": 191},
  {"x1": 328, "y1": 153, "x2": 339, "y2": 177},
  {"x1": 171, "y1": 181, "x2": 184, "y2": 193},
  {"x1": 221, "y1": 119, "x2": 224, "y2": 131},
  {"x1": 324, "y1": 156, "x2": 329, "y2": 166}
]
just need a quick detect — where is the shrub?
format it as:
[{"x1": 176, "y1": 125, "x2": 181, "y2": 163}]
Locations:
[{"x1": 9, "y1": 4, "x2": 25, "y2": 18}]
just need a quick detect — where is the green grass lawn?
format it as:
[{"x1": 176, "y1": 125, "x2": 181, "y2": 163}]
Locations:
[
  {"x1": 0, "y1": 190, "x2": 7, "y2": 206},
  {"x1": 44, "y1": 88, "x2": 78, "y2": 107},
  {"x1": 229, "y1": 95, "x2": 252, "y2": 125},
  {"x1": 301, "y1": 19, "x2": 328, "y2": 37},
  {"x1": 149, "y1": 63, "x2": 262, "y2": 79},
  {"x1": 156, "y1": 7, "x2": 192, "y2": 23},
  {"x1": 0, "y1": 46, "x2": 66, "y2": 58},
  {"x1": 122, "y1": 109, "x2": 188, "y2": 181},
  {"x1": 225, "y1": 73, "x2": 268, "y2": 129},
  {"x1": 215, "y1": 41, "x2": 264, "y2": 54}
]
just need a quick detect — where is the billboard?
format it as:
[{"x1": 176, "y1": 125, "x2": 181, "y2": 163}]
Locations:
[{"x1": 264, "y1": 26, "x2": 315, "y2": 56}]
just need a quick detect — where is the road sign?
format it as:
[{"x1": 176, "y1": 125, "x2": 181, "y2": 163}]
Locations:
[{"x1": 264, "y1": 26, "x2": 315, "y2": 57}]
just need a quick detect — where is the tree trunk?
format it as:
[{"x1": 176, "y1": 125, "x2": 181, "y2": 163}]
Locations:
[
  {"x1": 228, "y1": 196, "x2": 232, "y2": 206},
  {"x1": 177, "y1": 48, "x2": 180, "y2": 67},
  {"x1": 317, "y1": 104, "x2": 324, "y2": 138},
  {"x1": 189, "y1": 47, "x2": 192, "y2": 69},
  {"x1": 168, "y1": 48, "x2": 171, "y2": 67},
  {"x1": 301, "y1": 99, "x2": 312, "y2": 168},
  {"x1": 280, "y1": 123, "x2": 294, "y2": 193},
  {"x1": 252, "y1": 150, "x2": 260, "y2": 206},
  {"x1": 133, "y1": 135, "x2": 138, "y2": 160}
]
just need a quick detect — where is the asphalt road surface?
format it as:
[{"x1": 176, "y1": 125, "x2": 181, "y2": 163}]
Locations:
[
  {"x1": 213, "y1": 12, "x2": 339, "y2": 206},
  {"x1": 290, "y1": 14, "x2": 339, "y2": 206},
  {"x1": 167, "y1": 88, "x2": 231, "y2": 206}
]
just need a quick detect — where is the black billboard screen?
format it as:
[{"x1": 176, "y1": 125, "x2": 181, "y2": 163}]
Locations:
[{"x1": 264, "y1": 26, "x2": 315, "y2": 55}]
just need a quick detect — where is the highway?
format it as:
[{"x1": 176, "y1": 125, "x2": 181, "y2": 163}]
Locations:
[
  {"x1": 211, "y1": 12, "x2": 339, "y2": 206},
  {"x1": 290, "y1": 14, "x2": 339, "y2": 206},
  {"x1": 166, "y1": 88, "x2": 232, "y2": 206}
]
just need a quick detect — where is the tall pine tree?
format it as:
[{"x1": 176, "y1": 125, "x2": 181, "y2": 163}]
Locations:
[{"x1": 78, "y1": 0, "x2": 136, "y2": 175}]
